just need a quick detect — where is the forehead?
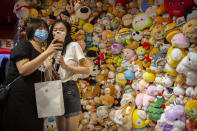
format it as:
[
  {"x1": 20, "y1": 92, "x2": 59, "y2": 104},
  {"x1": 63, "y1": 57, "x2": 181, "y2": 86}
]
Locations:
[{"x1": 54, "y1": 23, "x2": 66, "y2": 29}]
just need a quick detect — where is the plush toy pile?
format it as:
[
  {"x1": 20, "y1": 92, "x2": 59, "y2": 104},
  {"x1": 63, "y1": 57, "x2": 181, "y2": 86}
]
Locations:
[{"x1": 14, "y1": 0, "x2": 197, "y2": 130}]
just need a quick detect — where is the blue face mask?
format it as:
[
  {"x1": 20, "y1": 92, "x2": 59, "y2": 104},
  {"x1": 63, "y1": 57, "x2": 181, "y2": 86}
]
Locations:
[{"x1": 34, "y1": 29, "x2": 48, "y2": 42}]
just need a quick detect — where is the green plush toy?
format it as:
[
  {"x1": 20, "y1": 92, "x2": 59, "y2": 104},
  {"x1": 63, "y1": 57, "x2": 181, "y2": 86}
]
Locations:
[{"x1": 147, "y1": 95, "x2": 165, "y2": 121}]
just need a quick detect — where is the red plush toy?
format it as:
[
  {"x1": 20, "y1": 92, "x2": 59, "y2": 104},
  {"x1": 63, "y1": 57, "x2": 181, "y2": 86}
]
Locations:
[
  {"x1": 115, "y1": 0, "x2": 129, "y2": 8},
  {"x1": 164, "y1": 0, "x2": 196, "y2": 21}
]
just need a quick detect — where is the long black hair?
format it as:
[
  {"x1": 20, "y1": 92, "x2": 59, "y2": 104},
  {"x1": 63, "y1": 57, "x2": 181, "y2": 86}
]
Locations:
[{"x1": 47, "y1": 20, "x2": 72, "y2": 55}]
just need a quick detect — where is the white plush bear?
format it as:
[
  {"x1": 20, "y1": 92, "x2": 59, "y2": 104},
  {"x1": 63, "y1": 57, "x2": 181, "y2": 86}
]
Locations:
[{"x1": 176, "y1": 52, "x2": 197, "y2": 86}]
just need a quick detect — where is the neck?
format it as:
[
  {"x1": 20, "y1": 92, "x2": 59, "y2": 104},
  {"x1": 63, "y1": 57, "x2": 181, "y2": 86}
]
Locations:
[{"x1": 30, "y1": 40, "x2": 44, "y2": 53}]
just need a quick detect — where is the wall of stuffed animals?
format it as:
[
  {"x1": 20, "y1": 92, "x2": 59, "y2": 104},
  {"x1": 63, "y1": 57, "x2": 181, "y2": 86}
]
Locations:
[{"x1": 13, "y1": 0, "x2": 197, "y2": 131}]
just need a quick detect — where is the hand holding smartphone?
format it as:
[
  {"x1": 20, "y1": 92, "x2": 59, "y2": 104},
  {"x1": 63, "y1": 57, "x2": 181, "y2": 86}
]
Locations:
[{"x1": 54, "y1": 31, "x2": 66, "y2": 44}]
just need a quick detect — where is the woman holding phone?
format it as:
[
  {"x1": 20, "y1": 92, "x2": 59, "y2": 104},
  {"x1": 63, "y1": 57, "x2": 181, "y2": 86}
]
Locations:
[
  {"x1": 2, "y1": 18, "x2": 63, "y2": 131},
  {"x1": 47, "y1": 20, "x2": 90, "y2": 131}
]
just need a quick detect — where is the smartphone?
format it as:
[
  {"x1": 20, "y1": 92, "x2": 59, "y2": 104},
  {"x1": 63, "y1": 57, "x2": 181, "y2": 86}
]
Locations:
[{"x1": 54, "y1": 31, "x2": 66, "y2": 43}]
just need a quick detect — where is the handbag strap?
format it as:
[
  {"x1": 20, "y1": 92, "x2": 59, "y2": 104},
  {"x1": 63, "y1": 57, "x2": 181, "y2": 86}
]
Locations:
[{"x1": 7, "y1": 76, "x2": 21, "y2": 86}]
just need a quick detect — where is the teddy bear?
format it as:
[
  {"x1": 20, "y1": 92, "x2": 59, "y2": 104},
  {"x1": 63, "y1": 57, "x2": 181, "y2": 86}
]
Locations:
[
  {"x1": 151, "y1": 24, "x2": 165, "y2": 42},
  {"x1": 176, "y1": 52, "x2": 197, "y2": 86},
  {"x1": 182, "y1": 19, "x2": 197, "y2": 43},
  {"x1": 104, "y1": 85, "x2": 116, "y2": 97},
  {"x1": 135, "y1": 84, "x2": 158, "y2": 111},
  {"x1": 100, "y1": 94, "x2": 115, "y2": 107}
]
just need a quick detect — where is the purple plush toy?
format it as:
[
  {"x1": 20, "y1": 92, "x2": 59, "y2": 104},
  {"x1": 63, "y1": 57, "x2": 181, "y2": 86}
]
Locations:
[
  {"x1": 155, "y1": 105, "x2": 186, "y2": 131},
  {"x1": 109, "y1": 43, "x2": 124, "y2": 55}
]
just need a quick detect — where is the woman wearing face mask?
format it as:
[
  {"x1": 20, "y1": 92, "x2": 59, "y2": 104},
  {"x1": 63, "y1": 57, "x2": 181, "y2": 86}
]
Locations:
[
  {"x1": 47, "y1": 20, "x2": 90, "y2": 131},
  {"x1": 2, "y1": 18, "x2": 63, "y2": 131}
]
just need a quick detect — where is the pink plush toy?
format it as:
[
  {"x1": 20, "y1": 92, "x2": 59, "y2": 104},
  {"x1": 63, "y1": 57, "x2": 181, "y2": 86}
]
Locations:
[
  {"x1": 171, "y1": 33, "x2": 190, "y2": 48},
  {"x1": 135, "y1": 84, "x2": 158, "y2": 111}
]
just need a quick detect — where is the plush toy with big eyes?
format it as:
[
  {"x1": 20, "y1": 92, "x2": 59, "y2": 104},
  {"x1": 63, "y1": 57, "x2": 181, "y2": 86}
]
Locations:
[{"x1": 164, "y1": 0, "x2": 196, "y2": 21}]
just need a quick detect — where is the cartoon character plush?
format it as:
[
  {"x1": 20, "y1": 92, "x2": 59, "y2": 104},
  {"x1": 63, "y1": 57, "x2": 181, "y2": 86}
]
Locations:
[
  {"x1": 75, "y1": 3, "x2": 91, "y2": 20},
  {"x1": 164, "y1": 0, "x2": 196, "y2": 21},
  {"x1": 132, "y1": 30, "x2": 143, "y2": 42},
  {"x1": 132, "y1": 109, "x2": 151, "y2": 128},
  {"x1": 155, "y1": 105, "x2": 186, "y2": 131},
  {"x1": 182, "y1": 19, "x2": 197, "y2": 43},
  {"x1": 173, "y1": 85, "x2": 186, "y2": 105},
  {"x1": 166, "y1": 46, "x2": 187, "y2": 68},
  {"x1": 176, "y1": 52, "x2": 197, "y2": 85},
  {"x1": 44, "y1": 117, "x2": 57, "y2": 131},
  {"x1": 115, "y1": 28, "x2": 133, "y2": 44},
  {"x1": 116, "y1": 73, "x2": 127, "y2": 86},
  {"x1": 185, "y1": 100, "x2": 197, "y2": 130},
  {"x1": 132, "y1": 12, "x2": 153, "y2": 31}
]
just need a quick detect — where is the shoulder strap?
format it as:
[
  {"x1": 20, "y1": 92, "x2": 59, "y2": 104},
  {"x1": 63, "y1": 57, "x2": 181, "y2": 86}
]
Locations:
[{"x1": 7, "y1": 76, "x2": 21, "y2": 86}]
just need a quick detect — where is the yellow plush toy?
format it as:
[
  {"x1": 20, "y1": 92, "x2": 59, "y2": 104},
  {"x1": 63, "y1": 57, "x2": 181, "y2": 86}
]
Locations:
[
  {"x1": 116, "y1": 73, "x2": 127, "y2": 87},
  {"x1": 185, "y1": 100, "x2": 197, "y2": 122},
  {"x1": 142, "y1": 71, "x2": 156, "y2": 83},
  {"x1": 166, "y1": 46, "x2": 187, "y2": 68},
  {"x1": 164, "y1": 23, "x2": 180, "y2": 43},
  {"x1": 29, "y1": 8, "x2": 38, "y2": 18},
  {"x1": 132, "y1": 109, "x2": 151, "y2": 128},
  {"x1": 164, "y1": 63, "x2": 178, "y2": 76},
  {"x1": 83, "y1": 23, "x2": 94, "y2": 34}
]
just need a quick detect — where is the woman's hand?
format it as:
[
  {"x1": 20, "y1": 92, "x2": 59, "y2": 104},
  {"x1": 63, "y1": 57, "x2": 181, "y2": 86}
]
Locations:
[
  {"x1": 45, "y1": 38, "x2": 63, "y2": 55},
  {"x1": 56, "y1": 54, "x2": 68, "y2": 70},
  {"x1": 53, "y1": 70, "x2": 61, "y2": 80}
]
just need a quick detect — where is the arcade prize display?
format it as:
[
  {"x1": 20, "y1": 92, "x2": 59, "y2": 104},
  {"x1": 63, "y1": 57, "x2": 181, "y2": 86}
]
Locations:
[{"x1": 13, "y1": 0, "x2": 197, "y2": 130}]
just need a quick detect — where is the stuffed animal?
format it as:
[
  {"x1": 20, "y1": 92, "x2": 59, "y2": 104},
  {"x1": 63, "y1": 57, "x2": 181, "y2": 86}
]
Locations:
[
  {"x1": 186, "y1": 86, "x2": 197, "y2": 98},
  {"x1": 155, "y1": 73, "x2": 175, "y2": 88},
  {"x1": 116, "y1": 73, "x2": 127, "y2": 87},
  {"x1": 135, "y1": 84, "x2": 158, "y2": 110},
  {"x1": 185, "y1": 100, "x2": 197, "y2": 127},
  {"x1": 100, "y1": 95, "x2": 115, "y2": 107},
  {"x1": 13, "y1": 0, "x2": 30, "y2": 26},
  {"x1": 182, "y1": 19, "x2": 197, "y2": 43},
  {"x1": 166, "y1": 46, "x2": 187, "y2": 68},
  {"x1": 173, "y1": 85, "x2": 186, "y2": 105},
  {"x1": 132, "y1": 12, "x2": 153, "y2": 31},
  {"x1": 142, "y1": 72, "x2": 156, "y2": 83},
  {"x1": 132, "y1": 30, "x2": 143, "y2": 42},
  {"x1": 115, "y1": 28, "x2": 132, "y2": 44},
  {"x1": 132, "y1": 109, "x2": 151, "y2": 128},
  {"x1": 120, "y1": 93, "x2": 136, "y2": 107},
  {"x1": 151, "y1": 24, "x2": 165, "y2": 41},
  {"x1": 44, "y1": 117, "x2": 57, "y2": 131},
  {"x1": 122, "y1": 14, "x2": 132, "y2": 27},
  {"x1": 96, "y1": 106, "x2": 109, "y2": 119},
  {"x1": 75, "y1": 3, "x2": 91, "y2": 20},
  {"x1": 171, "y1": 33, "x2": 190, "y2": 48},
  {"x1": 176, "y1": 52, "x2": 197, "y2": 85},
  {"x1": 110, "y1": 43, "x2": 124, "y2": 55},
  {"x1": 155, "y1": 105, "x2": 186, "y2": 131},
  {"x1": 164, "y1": 23, "x2": 181, "y2": 43},
  {"x1": 164, "y1": 0, "x2": 196, "y2": 21}
]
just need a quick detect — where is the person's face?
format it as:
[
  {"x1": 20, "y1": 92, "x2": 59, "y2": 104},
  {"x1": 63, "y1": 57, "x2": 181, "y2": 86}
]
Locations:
[{"x1": 53, "y1": 22, "x2": 67, "y2": 40}]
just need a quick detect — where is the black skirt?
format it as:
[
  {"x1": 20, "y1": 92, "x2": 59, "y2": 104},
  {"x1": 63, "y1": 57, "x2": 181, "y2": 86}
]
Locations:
[{"x1": 62, "y1": 80, "x2": 81, "y2": 118}]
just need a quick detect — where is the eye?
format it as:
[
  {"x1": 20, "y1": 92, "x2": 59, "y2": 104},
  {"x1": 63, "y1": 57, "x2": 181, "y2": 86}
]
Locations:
[
  {"x1": 136, "y1": 31, "x2": 140, "y2": 35},
  {"x1": 132, "y1": 33, "x2": 136, "y2": 36},
  {"x1": 190, "y1": 108, "x2": 197, "y2": 114},
  {"x1": 188, "y1": 57, "x2": 191, "y2": 61},
  {"x1": 178, "y1": 1, "x2": 184, "y2": 5},
  {"x1": 169, "y1": 2, "x2": 173, "y2": 5},
  {"x1": 135, "y1": 119, "x2": 143, "y2": 126}
]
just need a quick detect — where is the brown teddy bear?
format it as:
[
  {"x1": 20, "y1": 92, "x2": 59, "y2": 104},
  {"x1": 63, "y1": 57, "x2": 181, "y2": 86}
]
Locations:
[{"x1": 182, "y1": 19, "x2": 197, "y2": 43}]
